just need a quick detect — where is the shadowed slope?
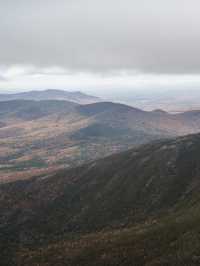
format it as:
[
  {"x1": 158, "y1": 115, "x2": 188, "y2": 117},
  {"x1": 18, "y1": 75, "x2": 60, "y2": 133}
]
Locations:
[
  {"x1": 2, "y1": 134, "x2": 200, "y2": 264},
  {"x1": 1, "y1": 134, "x2": 200, "y2": 238}
]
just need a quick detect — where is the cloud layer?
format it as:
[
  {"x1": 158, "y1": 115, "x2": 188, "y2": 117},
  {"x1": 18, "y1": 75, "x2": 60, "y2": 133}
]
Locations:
[
  {"x1": 1, "y1": 0, "x2": 200, "y2": 74},
  {"x1": 1, "y1": 65, "x2": 200, "y2": 97}
]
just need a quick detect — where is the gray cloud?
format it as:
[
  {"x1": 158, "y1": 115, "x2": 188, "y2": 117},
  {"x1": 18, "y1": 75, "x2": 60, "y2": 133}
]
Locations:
[{"x1": 0, "y1": 0, "x2": 200, "y2": 73}]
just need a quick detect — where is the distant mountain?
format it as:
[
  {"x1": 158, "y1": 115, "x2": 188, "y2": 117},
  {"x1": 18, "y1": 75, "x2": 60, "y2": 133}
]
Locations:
[
  {"x1": 2, "y1": 133, "x2": 200, "y2": 265},
  {"x1": 0, "y1": 89, "x2": 101, "y2": 104}
]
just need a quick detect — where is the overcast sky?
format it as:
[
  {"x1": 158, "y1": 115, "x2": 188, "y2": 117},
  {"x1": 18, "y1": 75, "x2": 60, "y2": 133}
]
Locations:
[{"x1": 0, "y1": 0, "x2": 200, "y2": 93}]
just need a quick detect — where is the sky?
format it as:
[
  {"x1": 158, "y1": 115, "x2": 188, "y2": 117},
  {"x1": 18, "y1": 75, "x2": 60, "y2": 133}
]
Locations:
[{"x1": 0, "y1": 0, "x2": 200, "y2": 94}]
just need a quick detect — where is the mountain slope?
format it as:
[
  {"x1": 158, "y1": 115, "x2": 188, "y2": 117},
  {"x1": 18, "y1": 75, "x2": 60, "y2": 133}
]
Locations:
[
  {"x1": 2, "y1": 133, "x2": 200, "y2": 264},
  {"x1": 1, "y1": 134, "x2": 200, "y2": 237},
  {"x1": 19, "y1": 205, "x2": 200, "y2": 266}
]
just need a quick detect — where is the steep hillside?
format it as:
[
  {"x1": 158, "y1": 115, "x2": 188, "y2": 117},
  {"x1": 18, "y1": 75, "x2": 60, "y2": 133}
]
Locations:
[
  {"x1": 1, "y1": 134, "x2": 200, "y2": 264},
  {"x1": 2, "y1": 133, "x2": 200, "y2": 232}
]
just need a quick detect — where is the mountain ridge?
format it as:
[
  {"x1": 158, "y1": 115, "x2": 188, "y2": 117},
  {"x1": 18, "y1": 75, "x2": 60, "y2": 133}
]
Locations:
[{"x1": 0, "y1": 89, "x2": 101, "y2": 104}]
